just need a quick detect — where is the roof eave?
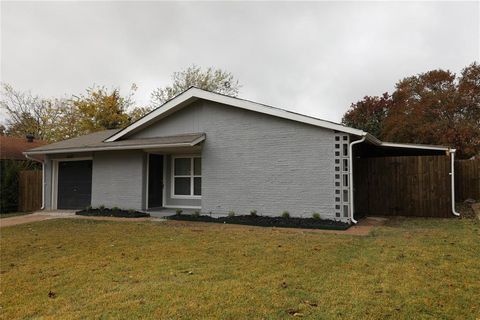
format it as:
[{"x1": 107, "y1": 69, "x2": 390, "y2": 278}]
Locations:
[{"x1": 23, "y1": 135, "x2": 206, "y2": 155}]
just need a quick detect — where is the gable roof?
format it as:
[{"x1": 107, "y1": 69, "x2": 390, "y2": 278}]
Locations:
[
  {"x1": 0, "y1": 136, "x2": 47, "y2": 160},
  {"x1": 25, "y1": 130, "x2": 206, "y2": 155},
  {"x1": 105, "y1": 87, "x2": 367, "y2": 142}
]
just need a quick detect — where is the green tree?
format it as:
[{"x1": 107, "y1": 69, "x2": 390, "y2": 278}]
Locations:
[{"x1": 151, "y1": 65, "x2": 241, "y2": 107}]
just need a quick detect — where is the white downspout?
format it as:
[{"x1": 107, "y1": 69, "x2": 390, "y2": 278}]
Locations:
[
  {"x1": 349, "y1": 136, "x2": 366, "y2": 224},
  {"x1": 450, "y1": 149, "x2": 460, "y2": 216},
  {"x1": 24, "y1": 154, "x2": 45, "y2": 210}
]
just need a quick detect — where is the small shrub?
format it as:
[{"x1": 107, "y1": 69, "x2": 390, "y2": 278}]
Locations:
[
  {"x1": 128, "y1": 209, "x2": 136, "y2": 214},
  {"x1": 250, "y1": 210, "x2": 258, "y2": 217},
  {"x1": 99, "y1": 205, "x2": 105, "y2": 211},
  {"x1": 228, "y1": 211, "x2": 235, "y2": 217},
  {"x1": 176, "y1": 209, "x2": 183, "y2": 215},
  {"x1": 112, "y1": 207, "x2": 120, "y2": 211},
  {"x1": 85, "y1": 205, "x2": 92, "y2": 211},
  {"x1": 282, "y1": 211, "x2": 290, "y2": 218},
  {"x1": 312, "y1": 212, "x2": 321, "y2": 220},
  {"x1": 192, "y1": 210, "x2": 200, "y2": 217}
]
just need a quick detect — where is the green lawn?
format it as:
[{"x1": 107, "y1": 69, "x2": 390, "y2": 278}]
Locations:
[{"x1": 1, "y1": 218, "x2": 479, "y2": 319}]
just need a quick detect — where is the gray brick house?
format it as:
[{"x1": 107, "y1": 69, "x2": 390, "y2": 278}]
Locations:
[{"x1": 25, "y1": 87, "x2": 458, "y2": 223}]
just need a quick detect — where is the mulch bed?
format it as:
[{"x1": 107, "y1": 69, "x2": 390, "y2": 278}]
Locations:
[
  {"x1": 76, "y1": 208, "x2": 150, "y2": 218},
  {"x1": 165, "y1": 214, "x2": 350, "y2": 230},
  {"x1": 457, "y1": 201, "x2": 477, "y2": 219}
]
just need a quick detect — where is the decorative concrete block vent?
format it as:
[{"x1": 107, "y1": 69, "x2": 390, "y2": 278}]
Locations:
[{"x1": 334, "y1": 134, "x2": 350, "y2": 220}]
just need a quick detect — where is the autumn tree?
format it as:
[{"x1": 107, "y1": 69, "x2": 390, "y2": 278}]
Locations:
[
  {"x1": 151, "y1": 65, "x2": 241, "y2": 107},
  {"x1": 342, "y1": 93, "x2": 391, "y2": 138},
  {"x1": 341, "y1": 62, "x2": 480, "y2": 158},
  {"x1": 0, "y1": 83, "x2": 77, "y2": 141},
  {"x1": 1, "y1": 83, "x2": 144, "y2": 142},
  {"x1": 71, "y1": 85, "x2": 137, "y2": 135}
]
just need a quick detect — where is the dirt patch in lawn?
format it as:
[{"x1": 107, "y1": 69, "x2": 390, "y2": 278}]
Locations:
[{"x1": 165, "y1": 213, "x2": 350, "y2": 230}]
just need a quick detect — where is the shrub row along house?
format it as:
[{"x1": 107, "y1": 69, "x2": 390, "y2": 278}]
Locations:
[{"x1": 24, "y1": 88, "x2": 460, "y2": 223}]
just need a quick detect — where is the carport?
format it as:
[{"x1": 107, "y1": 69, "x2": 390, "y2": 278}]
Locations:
[{"x1": 350, "y1": 139, "x2": 457, "y2": 220}]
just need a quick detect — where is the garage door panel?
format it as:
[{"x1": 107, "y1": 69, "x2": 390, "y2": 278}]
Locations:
[{"x1": 57, "y1": 160, "x2": 92, "y2": 209}]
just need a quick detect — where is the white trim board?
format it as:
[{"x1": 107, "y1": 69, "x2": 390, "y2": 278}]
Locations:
[{"x1": 105, "y1": 87, "x2": 366, "y2": 142}]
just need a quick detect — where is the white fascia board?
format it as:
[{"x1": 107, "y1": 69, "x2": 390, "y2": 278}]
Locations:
[
  {"x1": 23, "y1": 137, "x2": 205, "y2": 155},
  {"x1": 105, "y1": 87, "x2": 366, "y2": 142},
  {"x1": 378, "y1": 142, "x2": 449, "y2": 151},
  {"x1": 363, "y1": 133, "x2": 449, "y2": 151}
]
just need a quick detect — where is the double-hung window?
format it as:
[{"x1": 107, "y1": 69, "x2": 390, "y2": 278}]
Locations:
[{"x1": 172, "y1": 156, "x2": 201, "y2": 198}]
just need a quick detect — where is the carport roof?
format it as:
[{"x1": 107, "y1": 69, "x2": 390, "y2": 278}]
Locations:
[{"x1": 24, "y1": 130, "x2": 206, "y2": 155}]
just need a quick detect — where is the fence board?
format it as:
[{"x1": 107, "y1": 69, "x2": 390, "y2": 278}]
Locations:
[
  {"x1": 18, "y1": 170, "x2": 42, "y2": 212},
  {"x1": 455, "y1": 160, "x2": 480, "y2": 201},
  {"x1": 354, "y1": 155, "x2": 451, "y2": 217}
]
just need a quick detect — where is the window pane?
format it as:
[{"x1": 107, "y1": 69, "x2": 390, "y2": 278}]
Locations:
[
  {"x1": 174, "y1": 177, "x2": 191, "y2": 195},
  {"x1": 194, "y1": 158, "x2": 201, "y2": 175},
  {"x1": 194, "y1": 177, "x2": 201, "y2": 195},
  {"x1": 174, "y1": 158, "x2": 190, "y2": 175}
]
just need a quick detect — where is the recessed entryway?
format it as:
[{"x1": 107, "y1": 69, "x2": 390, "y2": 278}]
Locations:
[{"x1": 148, "y1": 154, "x2": 164, "y2": 209}]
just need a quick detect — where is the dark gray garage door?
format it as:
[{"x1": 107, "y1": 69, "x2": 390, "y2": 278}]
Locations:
[{"x1": 57, "y1": 160, "x2": 92, "y2": 209}]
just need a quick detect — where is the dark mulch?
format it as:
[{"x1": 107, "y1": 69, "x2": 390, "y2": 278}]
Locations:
[
  {"x1": 457, "y1": 201, "x2": 477, "y2": 219},
  {"x1": 165, "y1": 214, "x2": 350, "y2": 230},
  {"x1": 75, "y1": 208, "x2": 150, "y2": 218}
]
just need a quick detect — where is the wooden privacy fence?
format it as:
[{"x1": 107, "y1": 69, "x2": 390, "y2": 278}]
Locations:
[
  {"x1": 354, "y1": 155, "x2": 452, "y2": 217},
  {"x1": 455, "y1": 160, "x2": 480, "y2": 201},
  {"x1": 18, "y1": 170, "x2": 42, "y2": 212}
]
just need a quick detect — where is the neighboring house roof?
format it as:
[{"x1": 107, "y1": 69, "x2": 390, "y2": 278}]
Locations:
[
  {"x1": 25, "y1": 130, "x2": 206, "y2": 155},
  {"x1": 0, "y1": 136, "x2": 47, "y2": 160}
]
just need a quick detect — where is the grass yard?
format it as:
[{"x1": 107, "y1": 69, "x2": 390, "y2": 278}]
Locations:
[{"x1": 1, "y1": 218, "x2": 479, "y2": 319}]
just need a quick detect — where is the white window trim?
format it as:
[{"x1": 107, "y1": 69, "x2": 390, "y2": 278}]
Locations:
[
  {"x1": 51, "y1": 157, "x2": 93, "y2": 210},
  {"x1": 171, "y1": 155, "x2": 201, "y2": 199}
]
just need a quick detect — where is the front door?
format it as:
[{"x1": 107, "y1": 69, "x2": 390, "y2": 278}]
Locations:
[{"x1": 148, "y1": 154, "x2": 164, "y2": 208}]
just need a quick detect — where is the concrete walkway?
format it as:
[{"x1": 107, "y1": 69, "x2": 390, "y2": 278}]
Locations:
[
  {"x1": 0, "y1": 210, "x2": 165, "y2": 228},
  {"x1": 0, "y1": 213, "x2": 57, "y2": 228}
]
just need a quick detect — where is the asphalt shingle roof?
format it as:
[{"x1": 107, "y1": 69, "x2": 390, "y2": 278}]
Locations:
[
  {"x1": 0, "y1": 136, "x2": 48, "y2": 160},
  {"x1": 25, "y1": 130, "x2": 205, "y2": 154}
]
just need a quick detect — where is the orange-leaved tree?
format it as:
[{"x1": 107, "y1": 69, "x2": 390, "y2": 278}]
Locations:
[{"x1": 341, "y1": 62, "x2": 480, "y2": 158}]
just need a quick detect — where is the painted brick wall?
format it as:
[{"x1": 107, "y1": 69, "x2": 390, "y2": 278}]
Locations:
[
  {"x1": 131, "y1": 101, "x2": 339, "y2": 220},
  {"x1": 91, "y1": 150, "x2": 145, "y2": 210}
]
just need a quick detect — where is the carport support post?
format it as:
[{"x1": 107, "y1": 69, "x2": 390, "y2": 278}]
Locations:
[
  {"x1": 450, "y1": 149, "x2": 460, "y2": 216},
  {"x1": 349, "y1": 136, "x2": 366, "y2": 224}
]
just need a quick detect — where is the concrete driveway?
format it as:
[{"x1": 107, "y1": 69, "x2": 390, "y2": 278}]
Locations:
[{"x1": 0, "y1": 210, "x2": 163, "y2": 228}]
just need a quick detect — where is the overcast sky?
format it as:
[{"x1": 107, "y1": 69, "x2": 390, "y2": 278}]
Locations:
[{"x1": 1, "y1": 1, "x2": 478, "y2": 123}]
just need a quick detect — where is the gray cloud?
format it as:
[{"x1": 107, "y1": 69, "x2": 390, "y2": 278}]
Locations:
[{"x1": 1, "y1": 1, "x2": 478, "y2": 123}]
